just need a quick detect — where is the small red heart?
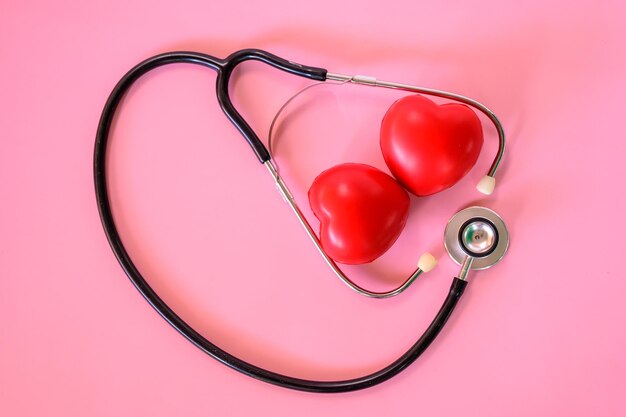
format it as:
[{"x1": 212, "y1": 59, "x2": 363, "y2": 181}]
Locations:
[
  {"x1": 308, "y1": 163, "x2": 410, "y2": 265},
  {"x1": 380, "y1": 95, "x2": 483, "y2": 196}
]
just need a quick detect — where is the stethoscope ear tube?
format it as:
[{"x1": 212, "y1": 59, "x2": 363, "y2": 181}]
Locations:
[{"x1": 94, "y1": 49, "x2": 476, "y2": 392}]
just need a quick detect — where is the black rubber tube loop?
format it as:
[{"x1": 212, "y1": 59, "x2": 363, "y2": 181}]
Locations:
[{"x1": 94, "y1": 49, "x2": 468, "y2": 393}]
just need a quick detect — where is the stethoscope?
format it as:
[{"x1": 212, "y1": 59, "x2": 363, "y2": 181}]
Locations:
[{"x1": 94, "y1": 49, "x2": 510, "y2": 393}]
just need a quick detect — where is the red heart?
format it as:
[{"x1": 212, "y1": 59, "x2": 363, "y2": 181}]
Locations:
[
  {"x1": 308, "y1": 163, "x2": 410, "y2": 265},
  {"x1": 380, "y1": 95, "x2": 483, "y2": 196}
]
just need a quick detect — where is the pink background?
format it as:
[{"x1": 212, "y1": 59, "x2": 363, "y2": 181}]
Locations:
[{"x1": 2, "y1": 0, "x2": 625, "y2": 415}]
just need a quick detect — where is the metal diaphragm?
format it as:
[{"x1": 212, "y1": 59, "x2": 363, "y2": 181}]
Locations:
[{"x1": 444, "y1": 206, "x2": 509, "y2": 270}]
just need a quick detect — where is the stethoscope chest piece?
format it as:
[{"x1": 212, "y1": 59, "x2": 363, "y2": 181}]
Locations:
[{"x1": 444, "y1": 206, "x2": 509, "y2": 270}]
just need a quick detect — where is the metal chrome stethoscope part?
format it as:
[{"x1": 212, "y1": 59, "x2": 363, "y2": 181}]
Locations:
[
  {"x1": 444, "y1": 206, "x2": 510, "y2": 278},
  {"x1": 265, "y1": 73, "x2": 508, "y2": 298}
]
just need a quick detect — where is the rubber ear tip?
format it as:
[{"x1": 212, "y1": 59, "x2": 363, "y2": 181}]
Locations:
[
  {"x1": 477, "y1": 175, "x2": 496, "y2": 195},
  {"x1": 418, "y1": 253, "x2": 437, "y2": 273}
]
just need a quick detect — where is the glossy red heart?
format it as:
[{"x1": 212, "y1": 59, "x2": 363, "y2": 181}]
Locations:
[
  {"x1": 380, "y1": 94, "x2": 483, "y2": 196},
  {"x1": 308, "y1": 163, "x2": 410, "y2": 265}
]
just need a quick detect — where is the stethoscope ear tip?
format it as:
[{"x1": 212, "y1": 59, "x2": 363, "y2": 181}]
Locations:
[
  {"x1": 477, "y1": 175, "x2": 496, "y2": 195},
  {"x1": 418, "y1": 252, "x2": 437, "y2": 273}
]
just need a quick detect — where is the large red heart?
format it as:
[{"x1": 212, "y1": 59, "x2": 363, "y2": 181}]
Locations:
[
  {"x1": 380, "y1": 94, "x2": 483, "y2": 196},
  {"x1": 308, "y1": 163, "x2": 410, "y2": 265}
]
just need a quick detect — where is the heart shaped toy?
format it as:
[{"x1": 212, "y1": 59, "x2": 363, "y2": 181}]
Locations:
[
  {"x1": 380, "y1": 94, "x2": 483, "y2": 196},
  {"x1": 308, "y1": 163, "x2": 410, "y2": 265}
]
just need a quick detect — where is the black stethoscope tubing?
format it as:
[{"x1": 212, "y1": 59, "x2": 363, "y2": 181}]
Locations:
[{"x1": 94, "y1": 49, "x2": 467, "y2": 393}]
